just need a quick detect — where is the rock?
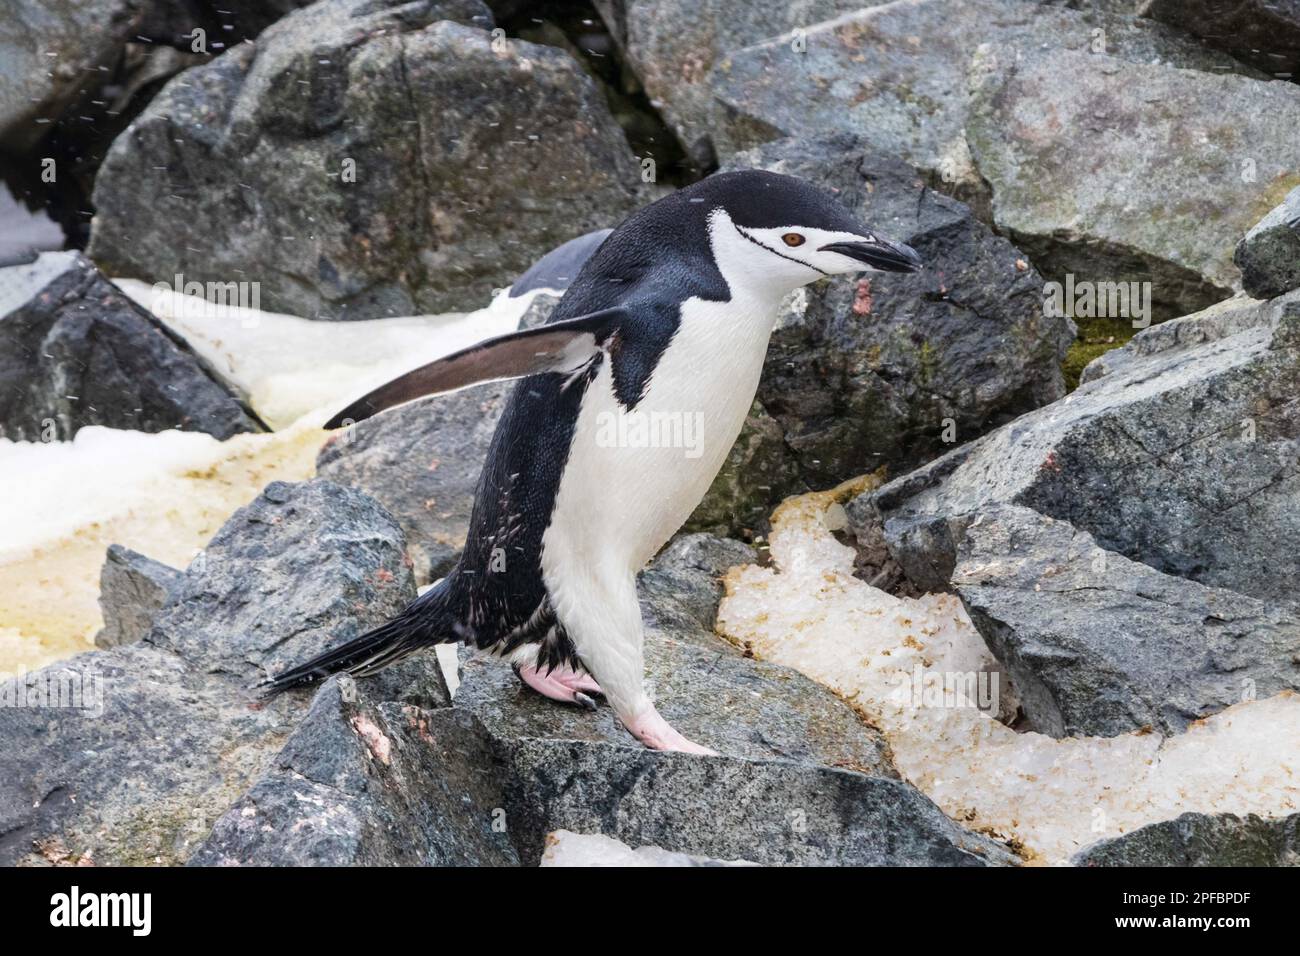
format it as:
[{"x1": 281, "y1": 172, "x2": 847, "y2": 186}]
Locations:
[
  {"x1": 592, "y1": 0, "x2": 873, "y2": 167},
  {"x1": 863, "y1": 289, "x2": 1300, "y2": 606},
  {"x1": 722, "y1": 136, "x2": 1073, "y2": 505},
  {"x1": 88, "y1": 0, "x2": 643, "y2": 319},
  {"x1": 1142, "y1": 0, "x2": 1300, "y2": 78},
  {"x1": 636, "y1": 532, "x2": 758, "y2": 631},
  {"x1": 0, "y1": 478, "x2": 441, "y2": 865},
  {"x1": 94, "y1": 545, "x2": 181, "y2": 649},
  {"x1": 0, "y1": 252, "x2": 263, "y2": 440},
  {"x1": 192, "y1": 678, "x2": 518, "y2": 866},
  {"x1": 953, "y1": 505, "x2": 1300, "y2": 737},
  {"x1": 317, "y1": 385, "x2": 510, "y2": 584},
  {"x1": 540, "y1": 830, "x2": 757, "y2": 866},
  {"x1": 0, "y1": 0, "x2": 144, "y2": 152},
  {"x1": 144, "y1": 480, "x2": 418, "y2": 684},
  {"x1": 967, "y1": 46, "x2": 1300, "y2": 317},
  {"x1": 1073, "y1": 810, "x2": 1300, "y2": 866},
  {"x1": 707, "y1": 0, "x2": 1253, "y2": 209},
  {"x1": 1235, "y1": 185, "x2": 1300, "y2": 299}
]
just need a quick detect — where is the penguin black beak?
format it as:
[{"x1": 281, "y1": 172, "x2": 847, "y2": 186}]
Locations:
[{"x1": 820, "y1": 237, "x2": 923, "y2": 273}]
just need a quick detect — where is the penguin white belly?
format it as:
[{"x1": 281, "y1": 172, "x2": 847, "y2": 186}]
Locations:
[{"x1": 543, "y1": 294, "x2": 776, "y2": 575}]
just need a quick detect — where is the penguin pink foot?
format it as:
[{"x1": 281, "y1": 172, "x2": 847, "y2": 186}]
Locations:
[
  {"x1": 624, "y1": 706, "x2": 718, "y2": 756},
  {"x1": 516, "y1": 663, "x2": 599, "y2": 710}
]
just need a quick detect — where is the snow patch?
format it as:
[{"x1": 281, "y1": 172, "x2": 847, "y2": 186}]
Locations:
[{"x1": 716, "y1": 478, "x2": 1300, "y2": 865}]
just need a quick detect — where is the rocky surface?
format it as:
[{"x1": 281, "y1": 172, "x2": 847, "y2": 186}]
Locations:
[
  {"x1": 1143, "y1": 0, "x2": 1300, "y2": 78},
  {"x1": 862, "y1": 290, "x2": 1300, "y2": 604},
  {"x1": 967, "y1": 46, "x2": 1300, "y2": 318},
  {"x1": 0, "y1": 252, "x2": 263, "y2": 440},
  {"x1": 0, "y1": 0, "x2": 146, "y2": 152},
  {"x1": 706, "y1": 0, "x2": 1253, "y2": 206},
  {"x1": 88, "y1": 0, "x2": 643, "y2": 319},
  {"x1": 94, "y1": 545, "x2": 181, "y2": 650},
  {"x1": 540, "y1": 830, "x2": 757, "y2": 866},
  {"x1": 1235, "y1": 185, "x2": 1300, "y2": 299},
  {"x1": 1074, "y1": 811, "x2": 1300, "y2": 866},
  {"x1": 592, "y1": 0, "x2": 874, "y2": 168},
  {"x1": 193, "y1": 526, "x2": 1016, "y2": 866},
  {"x1": 708, "y1": 136, "x2": 1073, "y2": 522},
  {"x1": 954, "y1": 505, "x2": 1300, "y2": 737},
  {"x1": 856, "y1": 287, "x2": 1300, "y2": 740},
  {"x1": 0, "y1": 479, "x2": 436, "y2": 866}
]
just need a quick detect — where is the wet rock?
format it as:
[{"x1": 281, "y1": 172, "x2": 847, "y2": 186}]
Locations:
[
  {"x1": 967, "y1": 46, "x2": 1300, "y2": 318},
  {"x1": 953, "y1": 505, "x2": 1300, "y2": 737},
  {"x1": 863, "y1": 289, "x2": 1300, "y2": 606},
  {"x1": 1235, "y1": 185, "x2": 1300, "y2": 299},
  {"x1": 0, "y1": 252, "x2": 263, "y2": 440},
  {"x1": 94, "y1": 545, "x2": 181, "y2": 649},
  {"x1": 0, "y1": 478, "x2": 436, "y2": 866},
  {"x1": 1143, "y1": 0, "x2": 1300, "y2": 78},
  {"x1": 716, "y1": 136, "x2": 1072, "y2": 516},
  {"x1": 708, "y1": 0, "x2": 1252, "y2": 210},
  {"x1": 1073, "y1": 810, "x2": 1300, "y2": 866},
  {"x1": 88, "y1": 0, "x2": 642, "y2": 318}
]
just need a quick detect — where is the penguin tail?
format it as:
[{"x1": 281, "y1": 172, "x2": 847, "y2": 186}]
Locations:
[{"x1": 254, "y1": 579, "x2": 457, "y2": 695}]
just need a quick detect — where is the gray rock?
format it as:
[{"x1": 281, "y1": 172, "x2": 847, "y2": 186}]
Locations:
[
  {"x1": 953, "y1": 505, "x2": 1300, "y2": 737},
  {"x1": 592, "y1": 0, "x2": 874, "y2": 167},
  {"x1": 863, "y1": 289, "x2": 1300, "y2": 606},
  {"x1": 87, "y1": 0, "x2": 643, "y2": 318},
  {"x1": 728, "y1": 137, "x2": 1074, "y2": 500},
  {"x1": 0, "y1": 252, "x2": 263, "y2": 440},
  {"x1": 192, "y1": 679, "x2": 518, "y2": 866},
  {"x1": 95, "y1": 545, "x2": 182, "y2": 649},
  {"x1": 0, "y1": 0, "x2": 144, "y2": 152},
  {"x1": 1235, "y1": 185, "x2": 1300, "y2": 299},
  {"x1": 0, "y1": 478, "x2": 441, "y2": 866},
  {"x1": 637, "y1": 532, "x2": 757, "y2": 631},
  {"x1": 1142, "y1": 0, "x2": 1300, "y2": 78},
  {"x1": 1073, "y1": 811, "x2": 1300, "y2": 866},
  {"x1": 967, "y1": 46, "x2": 1300, "y2": 318},
  {"x1": 707, "y1": 0, "x2": 1254, "y2": 209},
  {"x1": 317, "y1": 384, "x2": 510, "y2": 585},
  {"x1": 145, "y1": 480, "x2": 419, "y2": 684}
]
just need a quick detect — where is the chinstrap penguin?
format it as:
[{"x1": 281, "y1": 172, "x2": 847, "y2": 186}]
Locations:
[{"x1": 261, "y1": 169, "x2": 923, "y2": 754}]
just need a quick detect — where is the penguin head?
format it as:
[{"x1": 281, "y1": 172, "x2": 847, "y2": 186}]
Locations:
[{"x1": 687, "y1": 169, "x2": 923, "y2": 294}]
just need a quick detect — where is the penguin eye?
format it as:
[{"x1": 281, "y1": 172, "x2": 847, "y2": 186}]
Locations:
[{"x1": 782, "y1": 233, "x2": 805, "y2": 247}]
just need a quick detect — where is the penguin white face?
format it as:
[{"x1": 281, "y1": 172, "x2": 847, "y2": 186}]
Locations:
[{"x1": 708, "y1": 209, "x2": 923, "y2": 298}]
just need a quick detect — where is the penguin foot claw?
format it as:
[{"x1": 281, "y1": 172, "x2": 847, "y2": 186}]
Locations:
[{"x1": 516, "y1": 663, "x2": 602, "y2": 709}]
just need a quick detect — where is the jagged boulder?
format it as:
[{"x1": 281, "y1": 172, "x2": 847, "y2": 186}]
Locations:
[
  {"x1": 1235, "y1": 185, "x2": 1300, "y2": 300},
  {"x1": 954, "y1": 505, "x2": 1300, "y2": 737},
  {"x1": 94, "y1": 545, "x2": 181, "y2": 649},
  {"x1": 0, "y1": 252, "x2": 263, "y2": 440},
  {"x1": 0, "y1": 479, "x2": 441, "y2": 866},
  {"x1": 967, "y1": 46, "x2": 1300, "y2": 318},
  {"x1": 87, "y1": 0, "x2": 642, "y2": 318}
]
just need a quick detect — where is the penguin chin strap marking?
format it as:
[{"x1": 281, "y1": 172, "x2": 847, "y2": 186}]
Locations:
[{"x1": 733, "y1": 223, "x2": 831, "y2": 278}]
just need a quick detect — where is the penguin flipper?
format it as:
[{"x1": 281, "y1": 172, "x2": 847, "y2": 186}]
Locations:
[{"x1": 324, "y1": 306, "x2": 627, "y2": 428}]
